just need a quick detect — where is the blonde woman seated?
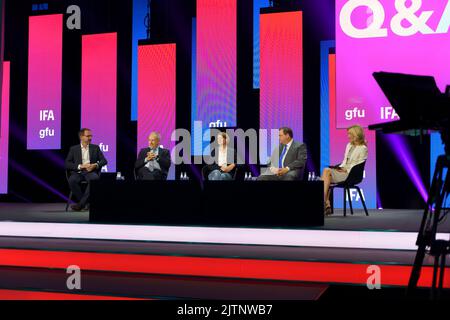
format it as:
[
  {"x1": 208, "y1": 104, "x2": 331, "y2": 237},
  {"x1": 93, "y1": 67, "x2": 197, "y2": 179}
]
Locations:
[{"x1": 321, "y1": 125, "x2": 368, "y2": 216}]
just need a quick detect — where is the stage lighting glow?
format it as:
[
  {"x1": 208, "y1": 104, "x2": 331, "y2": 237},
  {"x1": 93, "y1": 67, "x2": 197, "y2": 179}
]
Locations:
[
  {"x1": 383, "y1": 134, "x2": 429, "y2": 202},
  {"x1": 10, "y1": 160, "x2": 68, "y2": 201}
]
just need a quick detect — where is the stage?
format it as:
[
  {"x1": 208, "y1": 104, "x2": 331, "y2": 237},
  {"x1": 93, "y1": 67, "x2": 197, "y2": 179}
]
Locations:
[
  {"x1": 0, "y1": 203, "x2": 448, "y2": 232},
  {"x1": 0, "y1": 203, "x2": 449, "y2": 299},
  {"x1": 2, "y1": 0, "x2": 450, "y2": 303}
]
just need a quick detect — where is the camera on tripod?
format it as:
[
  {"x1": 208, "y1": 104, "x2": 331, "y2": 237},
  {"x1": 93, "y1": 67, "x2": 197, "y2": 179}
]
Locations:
[{"x1": 369, "y1": 72, "x2": 450, "y2": 299}]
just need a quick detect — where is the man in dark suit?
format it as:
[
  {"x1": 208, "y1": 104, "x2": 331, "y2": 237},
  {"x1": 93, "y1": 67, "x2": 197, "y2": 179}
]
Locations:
[
  {"x1": 65, "y1": 128, "x2": 108, "y2": 211},
  {"x1": 135, "y1": 132, "x2": 171, "y2": 181},
  {"x1": 258, "y1": 127, "x2": 307, "y2": 181}
]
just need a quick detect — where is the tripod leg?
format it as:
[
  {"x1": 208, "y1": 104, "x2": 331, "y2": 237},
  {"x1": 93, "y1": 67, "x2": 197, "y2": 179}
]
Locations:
[
  {"x1": 438, "y1": 253, "x2": 446, "y2": 300},
  {"x1": 431, "y1": 254, "x2": 440, "y2": 300},
  {"x1": 408, "y1": 242, "x2": 427, "y2": 296},
  {"x1": 408, "y1": 156, "x2": 448, "y2": 296}
]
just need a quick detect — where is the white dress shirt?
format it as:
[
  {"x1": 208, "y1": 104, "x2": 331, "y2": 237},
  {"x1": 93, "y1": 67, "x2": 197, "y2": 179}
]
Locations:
[
  {"x1": 81, "y1": 144, "x2": 90, "y2": 164},
  {"x1": 218, "y1": 147, "x2": 228, "y2": 167},
  {"x1": 77, "y1": 144, "x2": 91, "y2": 171}
]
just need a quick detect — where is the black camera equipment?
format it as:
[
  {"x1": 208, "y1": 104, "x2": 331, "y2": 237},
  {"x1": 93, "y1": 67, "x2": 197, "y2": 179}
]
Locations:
[{"x1": 369, "y1": 72, "x2": 450, "y2": 299}]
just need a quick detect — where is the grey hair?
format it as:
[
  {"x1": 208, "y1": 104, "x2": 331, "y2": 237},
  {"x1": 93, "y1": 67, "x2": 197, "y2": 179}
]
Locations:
[{"x1": 149, "y1": 132, "x2": 161, "y2": 141}]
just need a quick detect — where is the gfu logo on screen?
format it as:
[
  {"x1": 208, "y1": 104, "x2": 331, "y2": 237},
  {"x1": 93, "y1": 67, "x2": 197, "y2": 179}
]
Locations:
[{"x1": 340, "y1": 0, "x2": 450, "y2": 38}]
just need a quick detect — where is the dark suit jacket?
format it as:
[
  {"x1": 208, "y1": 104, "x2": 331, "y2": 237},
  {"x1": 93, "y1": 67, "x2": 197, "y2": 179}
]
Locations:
[
  {"x1": 269, "y1": 141, "x2": 307, "y2": 179},
  {"x1": 135, "y1": 147, "x2": 171, "y2": 180},
  {"x1": 65, "y1": 144, "x2": 108, "y2": 174}
]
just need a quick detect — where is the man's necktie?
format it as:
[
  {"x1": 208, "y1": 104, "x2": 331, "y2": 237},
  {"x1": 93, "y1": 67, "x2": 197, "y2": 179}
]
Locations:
[
  {"x1": 279, "y1": 145, "x2": 287, "y2": 168},
  {"x1": 147, "y1": 149, "x2": 156, "y2": 172}
]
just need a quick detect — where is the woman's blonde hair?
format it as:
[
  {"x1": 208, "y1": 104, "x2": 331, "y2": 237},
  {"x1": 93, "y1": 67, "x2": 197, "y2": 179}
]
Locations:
[{"x1": 347, "y1": 125, "x2": 367, "y2": 146}]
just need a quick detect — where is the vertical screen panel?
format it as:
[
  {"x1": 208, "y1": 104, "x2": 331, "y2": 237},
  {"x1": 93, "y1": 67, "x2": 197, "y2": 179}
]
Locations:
[
  {"x1": 196, "y1": 0, "x2": 237, "y2": 130},
  {"x1": 0, "y1": 61, "x2": 10, "y2": 194},
  {"x1": 431, "y1": 133, "x2": 446, "y2": 183},
  {"x1": 260, "y1": 11, "x2": 303, "y2": 144},
  {"x1": 131, "y1": 0, "x2": 148, "y2": 121},
  {"x1": 319, "y1": 40, "x2": 335, "y2": 173},
  {"x1": 81, "y1": 33, "x2": 117, "y2": 173},
  {"x1": 27, "y1": 14, "x2": 63, "y2": 150},
  {"x1": 336, "y1": 0, "x2": 450, "y2": 128},
  {"x1": 138, "y1": 44, "x2": 176, "y2": 179},
  {"x1": 191, "y1": 18, "x2": 201, "y2": 155},
  {"x1": 329, "y1": 54, "x2": 377, "y2": 209},
  {"x1": 430, "y1": 133, "x2": 449, "y2": 207},
  {"x1": 253, "y1": 0, "x2": 267, "y2": 89}
]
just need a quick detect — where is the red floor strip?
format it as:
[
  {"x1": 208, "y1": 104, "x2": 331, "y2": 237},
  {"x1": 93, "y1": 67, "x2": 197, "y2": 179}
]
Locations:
[
  {"x1": 0, "y1": 249, "x2": 448, "y2": 288},
  {"x1": 0, "y1": 289, "x2": 147, "y2": 300}
]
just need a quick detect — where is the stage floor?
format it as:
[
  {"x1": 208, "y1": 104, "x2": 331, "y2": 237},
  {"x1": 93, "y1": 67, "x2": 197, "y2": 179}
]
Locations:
[
  {"x1": 0, "y1": 203, "x2": 449, "y2": 298},
  {"x1": 0, "y1": 203, "x2": 448, "y2": 233}
]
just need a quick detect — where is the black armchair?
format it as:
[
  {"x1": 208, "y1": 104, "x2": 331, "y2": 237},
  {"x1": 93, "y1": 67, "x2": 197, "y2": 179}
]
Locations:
[{"x1": 330, "y1": 161, "x2": 369, "y2": 217}]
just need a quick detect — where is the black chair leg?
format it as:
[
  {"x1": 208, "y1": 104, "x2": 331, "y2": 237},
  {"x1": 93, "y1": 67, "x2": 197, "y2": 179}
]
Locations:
[
  {"x1": 357, "y1": 187, "x2": 369, "y2": 216},
  {"x1": 330, "y1": 187, "x2": 334, "y2": 214},
  {"x1": 347, "y1": 188, "x2": 354, "y2": 215},
  {"x1": 343, "y1": 188, "x2": 347, "y2": 217},
  {"x1": 66, "y1": 192, "x2": 72, "y2": 212}
]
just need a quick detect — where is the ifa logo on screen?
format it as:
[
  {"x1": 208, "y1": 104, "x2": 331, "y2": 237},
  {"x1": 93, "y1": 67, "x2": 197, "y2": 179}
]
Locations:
[
  {"x1": 39, "y1": 109, "x2": 55, "y2": 139},
  {"x1": 346, "y1": 188, "x2": 366, "y2": 202},
  {"x1": 346, "y1": 171, "x2": 366, "y2": 202},
  {"x1": 340, "y1": 0, "x2": 450, "y2": 38},
  {"x1": 380, "y1": 106, "x2": 400, "y2": 120}
]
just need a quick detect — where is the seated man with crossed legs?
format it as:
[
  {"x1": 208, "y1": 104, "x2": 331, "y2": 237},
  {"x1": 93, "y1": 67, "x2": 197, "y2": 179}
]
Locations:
[{"x1": 65, "y1": 128, "x2": 108, "y2": 211}]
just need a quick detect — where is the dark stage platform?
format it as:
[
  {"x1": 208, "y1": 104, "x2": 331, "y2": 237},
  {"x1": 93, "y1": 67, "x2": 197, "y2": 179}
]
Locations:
[
  {"x1": 0, "y1": 203, "x2": 447, "y2": 232},
  {"x1": 89, "y1": 180, "x2": 325, "y2": 227}
]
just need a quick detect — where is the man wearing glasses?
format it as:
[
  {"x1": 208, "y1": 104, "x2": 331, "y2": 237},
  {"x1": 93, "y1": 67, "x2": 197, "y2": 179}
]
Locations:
[{"x1": 65, "y1": 128, "x2": 108, "y2": 211}]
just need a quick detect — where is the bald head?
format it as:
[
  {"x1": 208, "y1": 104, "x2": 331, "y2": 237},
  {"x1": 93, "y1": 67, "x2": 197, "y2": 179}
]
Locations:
[{"x1": 148, "y1": 132, "x2": 161, "y2": 149}]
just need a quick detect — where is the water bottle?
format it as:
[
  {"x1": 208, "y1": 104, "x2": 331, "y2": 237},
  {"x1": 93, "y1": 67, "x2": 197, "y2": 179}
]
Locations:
[
  {"x1": 244, "y1": 172, "x2": 248, "y2": 181},
  {"x1": 249, "y1": 172, "x2": 253, "y2": 181},
  {"x1": 312, "y1": 172, "x2": 316, "y2": 181},
  {"x1": 116, "y1": 172, "x2": 122, "y2": 181},
  {"x1": 308, "y1": 172, "x2": 312, "y2": 181}
]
